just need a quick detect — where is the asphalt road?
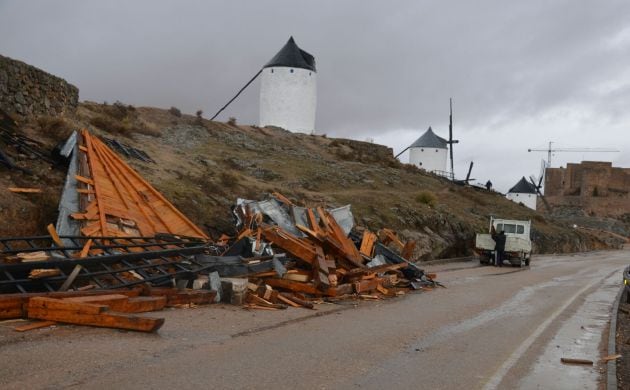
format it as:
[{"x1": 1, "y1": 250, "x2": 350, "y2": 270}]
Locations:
[{"x1": 0, "y1": 250, "x2": 627, "y2": 389}]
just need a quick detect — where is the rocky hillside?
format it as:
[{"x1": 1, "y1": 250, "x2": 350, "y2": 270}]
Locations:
[{"x1": 0, "y1": 101, "x2": 621, "y2": 260}]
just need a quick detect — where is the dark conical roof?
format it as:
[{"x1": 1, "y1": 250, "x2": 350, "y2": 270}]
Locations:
[
  {"x1": 509, "y1": 177, "x2": 538, "y2": 194},
  {"x1": 409, "y1": 127, "x2": 448, "y2": 149},
  {"x1": 264, "y1": 36, "x2": 316, "y2": 72}
]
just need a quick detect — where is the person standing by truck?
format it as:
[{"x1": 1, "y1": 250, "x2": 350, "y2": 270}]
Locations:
[{"x1": 492, "y1": 230, "x2": 506, "y2": 267}]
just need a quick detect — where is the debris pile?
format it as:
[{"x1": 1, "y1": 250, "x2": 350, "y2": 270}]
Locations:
[
  {"x1": 0, "y1": 127, "x2": 440, "y2": 332},
  {"x1": 212, "y1": 194, "x2": 438, "y2": 310}
]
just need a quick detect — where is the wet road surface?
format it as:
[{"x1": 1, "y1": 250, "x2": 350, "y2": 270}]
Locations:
[{"x1": 0, "y1": 250, "x2": 627, "y2": 389}]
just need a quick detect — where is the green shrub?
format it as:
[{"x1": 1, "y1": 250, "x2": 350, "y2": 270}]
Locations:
[{"x1": 415, "y1": 191, "x2": 437, "y2": 207}]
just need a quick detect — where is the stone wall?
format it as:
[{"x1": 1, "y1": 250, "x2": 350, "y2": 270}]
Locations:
[
  {"x1": 544, "y1": 161, "x2": 630, "y2": 217},
  {"x1": 0, "y1": 54, "x2": 78, "y2": 117}
]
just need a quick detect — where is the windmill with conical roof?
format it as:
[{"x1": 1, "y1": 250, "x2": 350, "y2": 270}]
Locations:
[
  {"x1": 259, "y1": 37, "x2": 317, "y2": 133},
  {"x1": 210, "y1": 36, "x2": 317, "y2": 133},
  {"x1": 506, "y1": 177, "x2": 538, "y2": 210}
]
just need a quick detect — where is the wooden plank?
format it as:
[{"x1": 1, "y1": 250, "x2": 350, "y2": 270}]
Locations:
[
  {"x1": 265, "y1": 278, "x2": 320, "y2": 295},
  {"x1": 163, "y1": 290, "x2": 216, "y2": 306},
  {"x1": 261, "y1": 226, "x2": 319, "y2": 265},
  {"x1": 64, "y1": 294, "x2": 167, "y2": 313},
  {"x1": 279, "y1": 293, "x2": 315, "y2": 309},
  {"x1": 118, "y1": 296, "x2": 167, "y2": 313},
  {"x1": 27, "y1": 307, "x2": 164, "y2": 332},
  {"x1": 560, "y1": 357, "x2": 593, "y2": 365},
  {"x1": 29, "y1": 297, "x2": 108, "y2": 315},
  {"x1": 14, "y1": 320, "x2": 57, "y2": 332},
  {"x1": 276, "y1": 294, "x2": 301, "y2": 308},
  {"x1": 63, "y1": 294, "x2": 130, "y2": 305},
  {"x1": 15, "y1": 251, "x2": 50, "y2": 262},
  {"x1": 75, "y1": 175, "x2": 94, "y2": 185},
  {"x1": 79, "y1": 239, "x2": 93, "y2": 258},
  {"x1": 346, "y1": 262, "x2": 407, "y2": 278},
  {"x1": 353, "y1": 278, "x2": 383, "y2": 294},
  {"x1": 46, "y1": 224, "x2": 63, "y2": 247},
  {"x1": 359, "y1": 230, "x2": 378, "y2": 257},
  {"x1": 57, "y1": 265, "x2": 82, "y2": 292},
  {"x1": 246, "y1": 293, "x2": 287, "y2": 309},
  {"x1": 602, "y1": 354, "x2": 622, "y2": 362},
  {"x1": 0, "y1": 307, "x2": 24, "y2": 320},
  {"x1": 401, "y1": 240, "x2": 416, "y2": 260},
  {"x1": 265, "y1": 278, "x2": 352, "y2": 297},
  {"x1": 29, "y1": 269, "x2": 61, "y2": 279},
  {"x1": 8, "y1": 187, "x2": 42, "y2": 193}
]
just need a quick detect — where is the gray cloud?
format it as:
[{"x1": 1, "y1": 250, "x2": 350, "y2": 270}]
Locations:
[{"x1": 1, "y1": 0, "x2": 629, "y2": 192}]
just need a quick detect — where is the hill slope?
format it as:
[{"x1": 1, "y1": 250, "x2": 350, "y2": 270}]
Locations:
[{"x1": 0, "y1": 102, "x2": 617, "y2": 260}]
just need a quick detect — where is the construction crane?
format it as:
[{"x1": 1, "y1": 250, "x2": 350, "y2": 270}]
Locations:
[{"x1": 527, "y1": 141, "x2": 619, "y2": 168}]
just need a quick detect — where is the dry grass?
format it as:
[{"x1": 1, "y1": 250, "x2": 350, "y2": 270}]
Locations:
[
  {"x1": 85, "y1": 101, "x2": 161, "y2": 137},
  {"x1": 36, "y1": 116, "x2": 74, "y2": 140},
  {"x1": 415, "y1": 191, "x2": 437, "y2": 207}
]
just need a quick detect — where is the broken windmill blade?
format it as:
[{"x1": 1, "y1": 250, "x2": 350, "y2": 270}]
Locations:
[
  {"x1": 527, "y1": 175, "x2": 552, "y2": 213},
  {"x1": 69, "y1": 129, "x2": 208, "y2": 239},
  {"x1": 453, "y1": 161, "x2": 474, "y2": 186}
]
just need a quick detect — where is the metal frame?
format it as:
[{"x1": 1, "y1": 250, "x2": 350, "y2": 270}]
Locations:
[{"x1": 0, "y1": 235, "x2": 210, "y2": 294}]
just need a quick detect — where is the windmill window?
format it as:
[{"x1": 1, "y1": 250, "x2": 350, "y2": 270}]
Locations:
[
  {"x1": 271, "y1": 69, "x2": 274, "y2": 73},
  {"x1": 421, "y1": 148, "x2": 424, "y2": 152},
  {"x1": 290, "y1": 69, "x2": 294, "y2": 73},
  {"x1": 435, "y1": 149, "x2": 438, "y2": 152},
  {"x1": 309, "y1": 72, "x2": 312, "y2": 76}
]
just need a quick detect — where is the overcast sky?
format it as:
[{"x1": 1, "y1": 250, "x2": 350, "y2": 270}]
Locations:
[{"x1": 2, "y1": 1, "x2": 629, "y2": 192}]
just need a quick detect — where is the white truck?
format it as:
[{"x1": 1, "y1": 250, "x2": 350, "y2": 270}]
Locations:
[{"x1": 474, "y1": 217, "x2": 532, "y2": 267}]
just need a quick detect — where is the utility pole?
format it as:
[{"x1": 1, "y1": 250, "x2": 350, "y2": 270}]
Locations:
[{"x1": 447, "y1": 98, "x2": 459, "y2": 179}]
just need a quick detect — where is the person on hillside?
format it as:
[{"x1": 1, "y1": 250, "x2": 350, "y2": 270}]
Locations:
[
  {"x1": 492, "y1": 230, "x2": 506, "y2": 267},
  {"x1": 485, "y1": 180, "x2": 493, "y2": 191}
]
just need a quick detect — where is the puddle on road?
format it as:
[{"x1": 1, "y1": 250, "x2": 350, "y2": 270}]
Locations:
[{"x1": 516, "y1": 273, "x2": 619, "y2": 390}]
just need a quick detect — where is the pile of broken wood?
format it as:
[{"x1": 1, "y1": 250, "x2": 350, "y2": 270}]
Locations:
[
  {"x1": 0, "y1": 234, "x2": 216, "y2": 333},
  {"x1": 0, "y1": 126, "x2": 441, "y2": 333},
  {"x1": 223, "y1": 194, "x2": 439, "y2": 311}
]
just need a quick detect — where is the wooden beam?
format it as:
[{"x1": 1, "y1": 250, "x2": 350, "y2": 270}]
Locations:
[
  {"x1": 46, "y1": 224, "x2": 63, "y2": 247},
  {"x1": 14, "y1": 320, "x2": 57, "y2": 332},
  {"x1": 359, "y1": 230, "x2": 378, "y2": 257},
  {"x1": 401, "y1": 240, "x2": 416, "y2": 260},
  {"x1": 27, "y1": 297, "x2": 164, "y2": 332},
  {"x1": 8, "y1": 187, "x2": 42, "y2": 193},
  {"x1": 57, "y1": 265, "x2": 82, "y2": 292}
]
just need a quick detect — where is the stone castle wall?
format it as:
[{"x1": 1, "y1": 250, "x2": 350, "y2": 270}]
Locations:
[
  {"x1": 0, "y1": 54, "x2": 78, "y2": 117},
  {"x1": 544, "y1": 161, "x2": 630, "y2": 217}
]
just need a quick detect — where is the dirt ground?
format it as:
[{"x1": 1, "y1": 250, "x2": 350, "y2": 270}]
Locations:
[{"x1": 616, "y1": 288, "x2": 630, "y2": 389}]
